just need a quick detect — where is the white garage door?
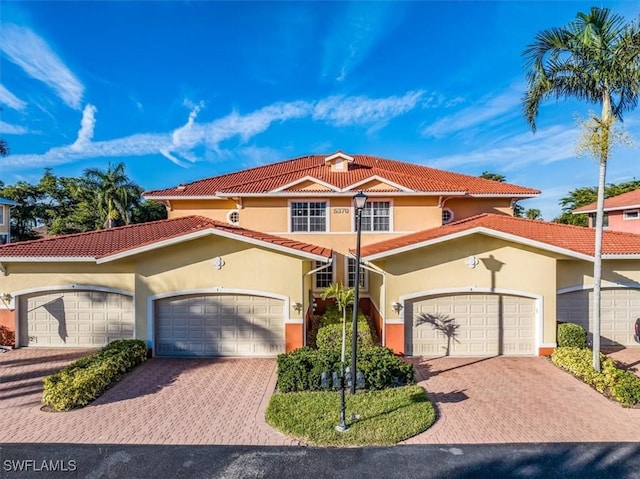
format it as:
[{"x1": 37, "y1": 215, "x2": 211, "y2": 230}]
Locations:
[
  {"x1": 154, "y1": 294, "x2": 285, "y2": 357},
  {"x1": 19, "y1": 290, "x2": 134, "y2": 347},
  {"x1": 407, "y1": 293, "x2": 536, "y2": 356},
  {"x1": 557, "y1": 288, "x2": 640, "y2": 346}
]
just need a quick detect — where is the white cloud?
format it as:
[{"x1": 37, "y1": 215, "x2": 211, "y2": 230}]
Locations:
[
  {"x1": 422, "y1": 86, "x2": 523, "y2": 138},
  {"x1": 0, "y1": 121, "x2": 28, "y2": 134},
  {"x1": 0, "y1": 24, "x2": 84, "y2": 109},
  {"x1": 313, "y1": 91, "x2": 424, "y2": 127},
  {"x1": 70, "y1": 104, "x2": 97, "y2": 151},
  {"x1": 0, "y1": 84, "x2": 27, "y2": 110}
]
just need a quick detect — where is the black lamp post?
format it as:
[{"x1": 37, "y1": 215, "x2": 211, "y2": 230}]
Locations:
[{"x1": 350, "y1": 191, "x2": 368, "y2": 395}]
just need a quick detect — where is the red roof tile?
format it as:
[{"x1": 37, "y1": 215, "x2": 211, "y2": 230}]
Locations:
[
  {"x1": 360, "y1": 214, "x2": 640, "y2": 258},
  {"x1": 144, "y1": 154, "x2": 540, "y2": 198},
  {"x1": 573, "y1": 189, "x2": 640, "y2": 213},
  {"x1": 0, "y1": 216, "x2": 332, "y2": 260}
]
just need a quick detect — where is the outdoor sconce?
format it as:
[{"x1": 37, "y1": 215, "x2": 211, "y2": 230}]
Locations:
[
  {"x1": 292, "y1": 302, "x2": 303, "y2": 314},
  {"x1": 1, "y1": 293, "x2": 12, "y2": 306},
  {"x1": 391, "y1": 301, "x2": 403, "y2": 314}
]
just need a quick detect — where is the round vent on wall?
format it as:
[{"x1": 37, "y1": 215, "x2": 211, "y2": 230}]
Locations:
[
  {"x1": 227, "y1": 210, "x2": 240, "y2": 225},
  {"x1": 442, "y1": 208, "x2": 454, "y2": 225}
]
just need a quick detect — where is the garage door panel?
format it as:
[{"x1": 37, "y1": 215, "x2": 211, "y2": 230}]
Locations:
[
  {"x1": 154, "y1": 294, "x2": 284, "y2": 357},
  {"x1": 408, "y1": 294, "x2": 535, "y2": 357},
  {"x1": 20, "y1": 291, "x2": 134, "y2": 347},
  {"x1": 557, "y1": 289, "x2": 640, "y2": 346}
]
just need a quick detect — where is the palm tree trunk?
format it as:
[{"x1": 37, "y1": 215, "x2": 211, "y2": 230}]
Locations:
[
  {"x1": 592, "y1": 159, "x2": 606, "y2": 372},
  {"x1": 341, "y1": 309, "x2": 347, "y2": 364}
]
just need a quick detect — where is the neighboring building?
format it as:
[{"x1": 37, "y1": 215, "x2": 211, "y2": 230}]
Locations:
[
  {"x1": 0, "y1": 197, "x2": 19, "y2": 245},
  {"x1": 573, "y1": 189, "x2": 640, "y2": 234},
  {"x1": 1, "y1": 152, "x2": 639, "y2": 357}
]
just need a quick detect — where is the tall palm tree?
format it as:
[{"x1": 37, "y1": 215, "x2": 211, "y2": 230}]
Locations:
[
  {"x1": 0, "y1": 138, "x2": 9, "y2": 157},
  {"x1": 523, "y1": 7, "x2": 640, "y2": 370},
  {"x1": 83, "y1": 162, "x2": 139, "y2": 229}
]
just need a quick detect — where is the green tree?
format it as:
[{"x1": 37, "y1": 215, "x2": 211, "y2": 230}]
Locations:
[
  {"x1": 525, "y1": 208, "x2": 542, "y2": 220},
  {"x1": 83, "y1": 162, "x2": 140, "y2": 228},
  {"x1": 131, "y1": 199, "x2": 168, "y2": 224},
  {"x1": 0, "y1": 181, "x2": 42, "y2": 241},
  {"x1": 321, "y1": 282, "x2": 354, "y2": 363},
  {"x1": 0, "y1": 138, "x2": 9, "y2": 157},
  {"x1": 523, "y1": 6, "x2": 640, "y2": 370}
]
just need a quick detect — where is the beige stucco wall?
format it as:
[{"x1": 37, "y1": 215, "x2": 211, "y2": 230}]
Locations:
[
  {"x1": 372, "y1": 235, "x2": 559, "y2": 346},
  {"x1": 557, "y1": 259, "x2": 640, "y2": 289},
  {"x1": 444, "y1": 197, "x2": 514, "y2": 220},
  {"x1": 1, "y1": 236, "x2": 313, "y2": 347},
  {"x1": 167, "y1": 199, "x2": 238, "y2": 223}
]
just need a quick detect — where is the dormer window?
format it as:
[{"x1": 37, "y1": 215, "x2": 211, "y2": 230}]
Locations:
[
  {"x1": 324, "y1": 151, "x2": 354, "y2": 173},
  {"x1": 624, "y1": 210, "x2": 639, "y2": 220}
]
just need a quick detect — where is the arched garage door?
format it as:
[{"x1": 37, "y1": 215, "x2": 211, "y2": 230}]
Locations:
[
  {"x1": 557, "y1": 288, "x2": 640, "y2": 346},
  {"x1": 154, "y1": 294, "x2": 285, "y2": 357},
  {"x1": 406, "y1": 293, "x2": 536, "y2": 356},
  {"x1": 19, "y1": 290, "x2": 134, "y2": 347}
]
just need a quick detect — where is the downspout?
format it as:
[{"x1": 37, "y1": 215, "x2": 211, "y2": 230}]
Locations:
[
  {"x1": 360, "y1": 261, "x2": 386, "y2": 348},
  {"x1": 302, "y1": 256, "x2": 334, "y2": 346}
]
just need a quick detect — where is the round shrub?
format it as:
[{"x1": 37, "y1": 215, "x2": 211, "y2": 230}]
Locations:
[{"x1": 557, "y1": 322, "x2": 588, "y2": 348}]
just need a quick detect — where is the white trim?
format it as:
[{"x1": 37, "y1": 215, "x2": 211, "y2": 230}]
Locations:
[
  {"x1": 602, "y1": 254, "x2": 640, "y2": 259},
  {"x1": 273, "y1": 176, "x2": 340, "y2": 193},
  {"x1": 398, "y1": 287, "x2": 543, "y2": 356},
  {"x1": 0, "y1": 256, "x2": 94, "y2": 263},
  {"x1": 575, "y1": 203, "x2": 640, "y2": 214},
  {"x1": 344, "y1": 257, "x2": 369, "y2": 292},
  {"x1": 142, "y1": 195, "x2": 224, "y2": 200},
  {"x1": 287, "y1": 198, "x2": 330, "y2": 234},
  {"x1": 12, "y1": 285, "x2": 135, "y2": 348},
  {"x1": 470, "y1": 193, "x2": 539, "y2": 198},
  {"x1": 146, "y1": 287, "x2": 291, "y2": 353},
  {"x1": 344, "y1": 176, "x2": 413, "y2": 193},
  {"x1": 385, "y1": 318, "x2": 405, "y2": 325},
  {"x1": 324, "y1": 151, "x2": 354, "y2": 163},
  {"x1": 215, "y1": 191, "x2": 467, "y2": 198},
  {"x1": 557, "y1": 282, "x2": 640, "y2": 295},
  {"x1": 0, "y1": 205, "x2": 4, "y2": 226},
  {"x1": 226, "y1": 209, "x2": 240, "y2": 225},
  {"x1": 363, "y1": 226, "x2": 595, "y2": 262},
  {"x1": 352, "y1": 198, "x2": 394, "y2": 233},
  {"x1": 623, "y1": 209, "x2": 639, "y2": 220}
]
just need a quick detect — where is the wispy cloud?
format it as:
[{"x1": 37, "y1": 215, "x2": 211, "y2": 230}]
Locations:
[
  {"x1": 0, "y1": 24, "x2": 84, "y2": 110},
  {"x1": 322, "y1": 3, "x2": 404, "y2": 82},
  {"x1": 0, "y1": 85, "x2": 27, "y2": 110},
  {"x1": 313, "y1": 90, "x2": 424, "y2": 127},
  {"x1": 0, "y1": 92, "x2": 421, "y2": 170},
  {"x1": 422, "y1": 86, "x2": 523, "y2": 138},
  {"x1": 0, "y1": 121, "x2": 28, "y2": 135},
  {"x1": 429, "y1": 124, "x2": 579, "y2": 172}
]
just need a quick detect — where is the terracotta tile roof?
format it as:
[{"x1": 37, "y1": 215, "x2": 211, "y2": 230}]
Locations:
[
  {"x1": 144, "y1": 153, "x2": 540, "y2": 197},
  {"x1": 573, "y1": 189, "x2": 640, "y2": 213},
  {"x1": 0, "y1": 216, "x2": 332, "y2": 261},
  {"x1": 360, "y1": 213, "x2": 640, "y2": 258}
]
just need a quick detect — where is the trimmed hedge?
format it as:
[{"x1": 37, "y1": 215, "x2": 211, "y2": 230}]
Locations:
[
  {"x1": 551, "y1": 346, "x2": 640, "y2": 407},
  {"x1": 557, "y1": 322, "x2": 588, "y2": 348},
  {"x1": 316, "y1": 313, "x2": 375, "y2": 353},
  {"x1": 42, "y1": 339, "x2": 148, "y2": 411},
  {"x1": 276, "y1": 346, "x2": 414, "y2": 393}
]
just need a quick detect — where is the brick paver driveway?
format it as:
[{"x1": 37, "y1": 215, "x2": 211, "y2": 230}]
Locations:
[
  {"x1": 0, "y1": 349, "x2": 298, "y2": 445},
  {"x1": 403, "y1": 354, "x2": 640, "y2": 444}
]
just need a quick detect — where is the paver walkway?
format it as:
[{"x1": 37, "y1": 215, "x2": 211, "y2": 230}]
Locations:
[
  {"x1": 0, "y1": 349, "x2": 298, "y2": 445},
  {"x1": 403, "y1": 355, "x2": 640, "y2": 444}
]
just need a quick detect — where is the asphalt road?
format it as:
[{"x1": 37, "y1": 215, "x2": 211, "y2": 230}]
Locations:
[{"x1": 1, "y1": 443, "x2": 639, "y2": 479}]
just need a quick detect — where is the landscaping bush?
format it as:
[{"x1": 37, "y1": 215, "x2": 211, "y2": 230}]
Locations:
[
  {"x1": 551, "y1": 346, "x2": 640, "y2": 406},
  {"x1": 357, "y1": 347, "x2": 415, "y2": 391},
  {"x1": 316, "y1": 313, "x2": 375, "y2": 353},
  {"x1": 276, "y1": 346, "x2": 414, "y2": 393},
  {"x1": 0, "y1": 326, "x2": 15, "y2": 348},
  {"x1": 557, "y1": 322, "x2": 588, "y2": 348},
  {"x1": 42, "y1": 339, "x2": 147, "y2": 411}
]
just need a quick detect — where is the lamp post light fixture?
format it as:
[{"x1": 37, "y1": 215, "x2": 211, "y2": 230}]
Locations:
[{"x1": 350, "y1": 191, "x2": 368, "y2": 395}]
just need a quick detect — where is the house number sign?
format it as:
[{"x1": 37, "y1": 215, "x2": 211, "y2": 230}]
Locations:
[{"x1": 333, "y1": 208, "x2": 350, "y2": 214}]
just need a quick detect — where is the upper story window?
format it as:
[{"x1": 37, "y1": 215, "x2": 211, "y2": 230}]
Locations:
[
  {"x1": 0, "y1": 206, "x2": 4, "y2": 225},
  {"x1": 291, "y1": 201, "x2": 327, "y2": 232},
  {"x1": 442, "y1": 208, "x2": 454, "y2": 224},
  {"x1": 624, "y1": 209, "x2": 639, "y2": 220},
  {"x1": 346, "y1": 258, "x2": 368, "y2": 290},
  {"x1": 360, "y1": 201, "x2": 391, "y2": 232},
  {"x1": 589, "y1": 212, "x2": 609, "y2": 228},
  {"x1": 314, "y1": 260, "x2": 334, "y2": 289},
  {"x1": 0, "y1": 234, "x2": 6, "y2": 245}
]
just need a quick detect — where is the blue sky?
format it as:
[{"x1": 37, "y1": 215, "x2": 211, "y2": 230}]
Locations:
[{"x1": 1, "y1": 1, "x2": 639, "y2": 219}]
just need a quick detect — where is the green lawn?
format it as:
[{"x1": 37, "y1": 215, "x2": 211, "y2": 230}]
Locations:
[{"x1": 266, "y1": 385, "x2": 436, "y2": 446}]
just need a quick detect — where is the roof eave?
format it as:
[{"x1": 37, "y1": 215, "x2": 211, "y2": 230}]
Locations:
[{"x1": 0, "y1": 256, "x2": 96, "y2": 262}]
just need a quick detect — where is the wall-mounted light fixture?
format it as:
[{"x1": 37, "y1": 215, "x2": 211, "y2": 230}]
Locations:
[
  {"x1": 391, "y1": 301, "x2": 403, "y2": 314},
  {"x1": 292, "y1": 302, "x2": 303, "y2": 314}
]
